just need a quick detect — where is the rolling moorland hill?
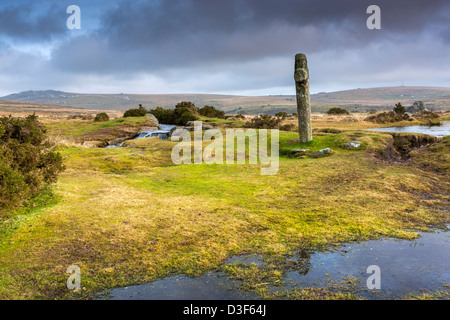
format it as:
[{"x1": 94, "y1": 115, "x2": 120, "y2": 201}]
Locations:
[
  {"x1": 0, "y1": 99, "x2": 95, "y2": 117},
  {"x1": 1, "y1": 86, "x2": 450, "y2": 115}
]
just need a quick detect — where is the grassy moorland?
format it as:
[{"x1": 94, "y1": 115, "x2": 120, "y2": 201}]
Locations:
[{"x1": 0, "y1": 114, "x2": 448, "y2": 299}]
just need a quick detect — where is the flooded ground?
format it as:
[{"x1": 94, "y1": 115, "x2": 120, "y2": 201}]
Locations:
[
  {"x1": 103, "y1": 226, "x2": 449, "y2": 300},
  {"x1": 367, "y1": 121, "x2": 450, "y2": 137},
  {"x1": 282, "y1": 227, "x2": 449, "y2": 299},
  {"x1": 104, "y1": 273, "x2": 259, "y2": 300}
]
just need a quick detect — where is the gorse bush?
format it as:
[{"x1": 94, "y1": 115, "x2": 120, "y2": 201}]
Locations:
[
  {"x1": 175, "y1": 101, "x2": 199, "y2": 115},
  {"x1": 244, "y1": 114, "x2": 282, "y2": 129},
  {"x1": 365, "y1": 111, "x2": 411, "y2": 123},
  {"x1": 0, "y1": 114, "x2": 65, "y2": 212},
  {"x1": 393, "y1": 103, "x2": 406, "y2": 115},
  {"x1": 198, "y1": 105, "x2": 225, "y2": 118},
  {"x1": 94, "y1": 112, "x2": 110, "y2": 122},
  {"x1": 149, "y1": 101, "x2": 199, "y2": 126},
  {"x1": 124, "y1": 104, "x2": 147, "y2": 117},
  {"x1": 149, "y1": 107, "x2": 175, "y2": 124},
  {"x1": 327, "y1": 107, "x2": 350, "y2": 115},
  {"x1": 275, "y1": 112, "x2": 289, "y2": 119}
]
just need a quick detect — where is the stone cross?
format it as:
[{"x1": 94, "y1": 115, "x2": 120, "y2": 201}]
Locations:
[{"x1": 294, "y1": 53, "x2": 312, "y2": 143}]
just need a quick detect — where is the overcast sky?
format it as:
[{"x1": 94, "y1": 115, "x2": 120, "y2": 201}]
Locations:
[{"x1": 0, "y1": 0, "x2": 449, "y2": 96}]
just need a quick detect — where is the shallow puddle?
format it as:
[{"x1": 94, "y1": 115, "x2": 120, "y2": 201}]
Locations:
[
  {"x1": 283, "y1": 227, "x2": 449, "y2": 298},
  {"x1": 103, "y1": 227, "x2": 449, "y2": 300},
  {"x1": 104, "y1": 272, "x2": 259, "y2": 300}
]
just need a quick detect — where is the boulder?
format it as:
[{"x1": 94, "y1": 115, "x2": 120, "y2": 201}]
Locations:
[
  {"x1": 145, "y1": 113, "x2": 159, "y2": 126},
  {"x1": 344, "y1": 141, "x2": 361, "y2": 149},
  {"x1": 406, "y1": 101, "x2": 428, "y2": 114},
  {"x1": 291, "y1": 148, "x2": 311, "y2": 154},
  {"x1": 139, "y1": 126, "x2": 159, "y2": 133},
  {"x1": 307, "y1": 148, "x2": 331, "y2": 158}
]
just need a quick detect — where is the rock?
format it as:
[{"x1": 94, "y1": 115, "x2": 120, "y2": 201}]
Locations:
[
  {"x1": 344, "y1": 141, "x2": 361, "y2": 149},
  {"x1": 307, "y1": 148, "x2": 331, "y2": 158},
  {"x1": 145, "y1": 113, "x2": 159, "y2": 126},
  {"x1": 291, "y1": 148, "x2": 311, "y2": 154},
  {"x1": 202, "y1": 124, "x2": 214, "y2": 130},
  {"x1": 406, "y1": 101, "x2": 428, "y2": 114},
  {"x1": 139, "y1": 126, "x2": 159, "y2": 133}
]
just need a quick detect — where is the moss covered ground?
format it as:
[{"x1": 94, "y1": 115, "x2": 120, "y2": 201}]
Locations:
[{"x1": 0, "y1": 116, "x2": 448, "y2": 299}]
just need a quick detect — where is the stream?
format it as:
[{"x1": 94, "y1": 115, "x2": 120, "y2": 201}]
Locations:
[{"x1": 105, "y1": 124, "x2": 176, "y2": 148}]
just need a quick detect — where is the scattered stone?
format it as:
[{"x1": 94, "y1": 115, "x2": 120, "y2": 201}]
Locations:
[
  {"x1": 291, "y1": 148, "x2": 311, "y2": 154},
  {"x1": 307, "y1": 148, "x2": 331, "y2": 158},
  {"x1": 406, "y1": 101, "x2": 428, "y2": 114},
  {"x1": 145, "y1": 113, "x2": 159, "y2": 126},
  {"x1": 344, "y1": 141, "x2": 361, "y2": 149}
]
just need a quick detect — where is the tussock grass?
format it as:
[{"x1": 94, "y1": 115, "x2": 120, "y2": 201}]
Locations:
[{"x1": 0, "y1": 121, "x2": 448, "y2": 299}]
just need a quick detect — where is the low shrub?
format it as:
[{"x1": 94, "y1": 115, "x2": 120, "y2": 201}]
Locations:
[
  {"x1": 275, "y1": 112, "x2": 289, "y2": 119},
  {"x1": 198, "y1": 105, "x2": 225, "y2": 118},
  {"x1": 94, "y1": 112, "x2": 110, "y2": 122},
  {"x1": 393, "y1": 103, "x2": 406, "y2": 115},
  {"x1": 0, "y1": 114, "x2": 65, "y2": 211},
  {"x1": 244, "y1": 114, "x2": 282, "y2": 129},
  {"x1": 365, "y1": 111, "x2": 411, "y2": 123},
  {"x1": 327, "y1": 107, "x2": 350, "y2": 115},
  {"x1": 415, "y1": 111, "x2": 440, "y2": 119},
  {"x1": 279, "y1": 123, "x2": 297, "y2": 132},
  {"x1": 68, "y1": 114, "x2": 94, "y2": 120},
  {"x1": 124, "y1": 104, "x2": 147, "y2": 117},
  {"x1": 149, "y1": 101, "x2": 199, "y2": 126}
]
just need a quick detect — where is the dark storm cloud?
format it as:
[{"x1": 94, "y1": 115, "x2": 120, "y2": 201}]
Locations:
[
  {"x1": 1, "y1": 0, "x2": 449, "y2": 95},
  {"x1": 0, "y1": 3, "x2": 67, "y2": 41},
  {"x1": 50, "y1": 0, "x2": 450, "y2": 74}
]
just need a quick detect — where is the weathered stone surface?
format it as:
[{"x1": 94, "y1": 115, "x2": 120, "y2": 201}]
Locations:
[
  {"x1": 344, "y1": 141, "x2": 361, "y2": 149},
  {"x1": 406, "y1": 101, "x2": 428, "y2": 114},
  {"x1": 294, "y1": 53, "x2": 312, "y2": 143},
  {"x1": 145, "y1": 113, "x2": 159, "y2": 126},
  {"x1": 307, "y1": 148, "x2": 331, "y2": 158},
  {"x1": 139, "y1": 126, "x2": 159, "y2": 133},
  {"x1": 291, "y1": 148, "x2": 311, "y2": 153}
]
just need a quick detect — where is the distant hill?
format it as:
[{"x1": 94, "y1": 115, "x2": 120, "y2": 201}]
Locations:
[
  {"x1": 0, "y1": 99, "x2": 94, "y2": 117},
  {"x1": 2, "y1": 86, "x2": 450, "y2": 115}
]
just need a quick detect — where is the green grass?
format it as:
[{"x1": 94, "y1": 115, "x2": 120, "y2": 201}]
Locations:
[{"x1": 0, "y1": 120, "x2": 448, "y2": 299}]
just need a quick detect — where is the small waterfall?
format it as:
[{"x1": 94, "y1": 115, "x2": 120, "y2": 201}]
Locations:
[
  {"x1": 135, "y1": 124, "x2": 176, "y2": 140},
  {"x1": 106, "y1": 124, "x2": 176, "y2": 147}
]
